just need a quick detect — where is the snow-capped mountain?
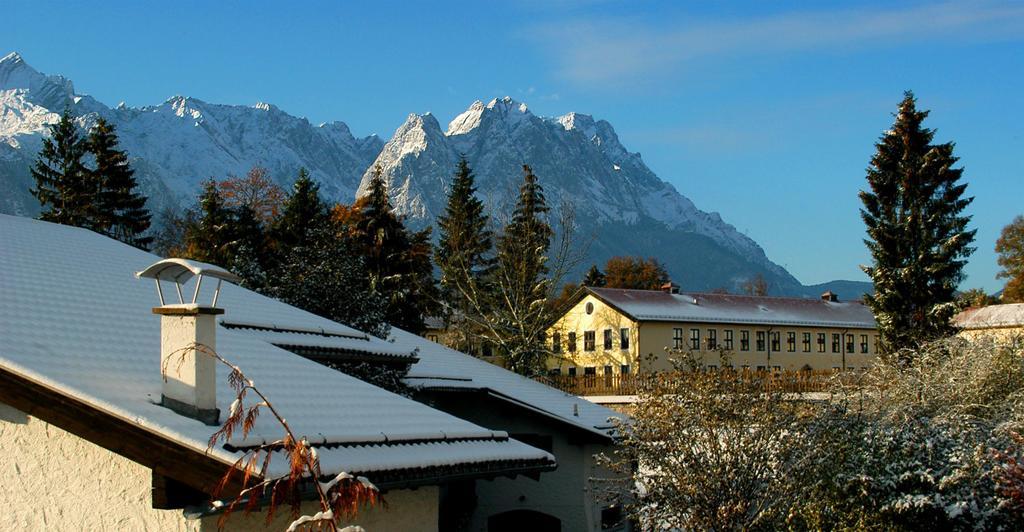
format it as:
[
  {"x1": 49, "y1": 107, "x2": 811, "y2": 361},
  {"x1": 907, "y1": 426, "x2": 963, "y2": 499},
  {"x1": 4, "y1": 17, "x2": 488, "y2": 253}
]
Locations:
[
  {"x1": 359, "y1": 97, "x2": 804, "y2": 292},
  {"x1": 0, "y1": 52, "x2": 382, "y2": 217},
  {"x1": 0, "y1": 52, "x2": 868, "y2": 296}
]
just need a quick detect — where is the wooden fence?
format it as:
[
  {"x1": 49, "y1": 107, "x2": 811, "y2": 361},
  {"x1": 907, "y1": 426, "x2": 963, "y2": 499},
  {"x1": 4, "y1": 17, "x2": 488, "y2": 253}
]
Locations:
[{"x1": 536, "y1": 369, "x2": 853, "y2": 396}]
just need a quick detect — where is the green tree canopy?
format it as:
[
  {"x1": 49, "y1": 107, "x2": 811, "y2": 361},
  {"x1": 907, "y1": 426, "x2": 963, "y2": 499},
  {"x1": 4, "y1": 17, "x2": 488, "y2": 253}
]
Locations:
[
  {"x1": 860, "y1": 91, "x2": 975, "y2": 356},
  {"x1": 271, "y1": 167, "x2": 329, "y2": 251},
  {"x1": 89, "y1": 118, "x2": 151, "y2": 248},
  {"x1": 435, "y1": 157, "x2": 494, "y2": 317},
  {"x1": 349, "y1": 166, "x2": 438, "y2": 334},
  {"x1": 30, "y1": 109, "x2": 91, "y2": 227},
  {"x1": 582, "y1": 264, "x2": 606, "y2": 287}
]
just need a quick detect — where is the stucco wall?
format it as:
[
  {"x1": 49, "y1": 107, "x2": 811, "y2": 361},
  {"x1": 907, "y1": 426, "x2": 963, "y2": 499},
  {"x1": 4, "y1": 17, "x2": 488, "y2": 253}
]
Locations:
[
  {"x1": 635, "y1": 322, "x2": 876, "y2": 371},
  {"x1": 549, "y1": 294, "x2": 878, "y2": 372},
  {"x1": 549, "y1": 294, "x2": 639, "y2": 372},
  {"x1": 0, "y1": 401, "x2": 190, "y2": 531},
  {"x1": 1, "y1": 401, "x2": 439, "y2": 532},
  {"x1": 958, "y1": 327, "x2": 1024, "y2": 345},
  {"x1": 429, "y1": 393, "x2": 626, "y2": 532},
  {"x1": 202, "y1": 486, "x2": 439, "y2": 532}
]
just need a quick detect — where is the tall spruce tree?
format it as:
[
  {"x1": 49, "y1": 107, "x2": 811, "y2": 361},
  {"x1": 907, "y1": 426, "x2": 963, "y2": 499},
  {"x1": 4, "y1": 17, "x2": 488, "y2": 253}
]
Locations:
[
  {"x1": 30, "y1": 109, "x2": 92, "y2": 227},
  {"x1": 860, "y1": 92, "x2": 975, "y2": 357},
  {"x1": 272, "y1": 168, "x2": 329, "y2": 251},
  {"x1": 352, "y1": 166, "x2": 438, "y2": 334},
  {"x1": 435, "y1": 157, "x2": 494, "y2": 318},
  {"x1": 582, "y1": 264, "x2": 606, "y2": 287},
  {"x1": 88, "y1": 118, "x2": 152, "y2": 248},
  {"x1": 490, "y1": 165, "x2": 554, "y2": 375},
  {"x1": 184, "y1": 180, "x2": 236, "y2": 267}
]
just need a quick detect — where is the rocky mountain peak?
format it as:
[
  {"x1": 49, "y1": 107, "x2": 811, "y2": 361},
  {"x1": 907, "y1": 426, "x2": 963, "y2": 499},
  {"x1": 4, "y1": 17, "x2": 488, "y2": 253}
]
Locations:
[{"x1": 0, "y1": 51, "x2": 75, "y2": 110}]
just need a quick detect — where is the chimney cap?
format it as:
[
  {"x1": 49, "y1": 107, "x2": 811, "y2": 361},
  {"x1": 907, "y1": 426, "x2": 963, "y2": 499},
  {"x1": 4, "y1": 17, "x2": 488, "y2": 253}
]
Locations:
[
  {"x1": 661, "y1": 281, "x2": 680, "y2": 294},
  {"x1": 136, "y1": 258, "x2": 241, "y2": 284},
  {"x1": 821, "y1": 290, "x2": 839, "y2": 302},
  {"x1": 137, "y1": 258, "x2": 241, "y2": 307}
]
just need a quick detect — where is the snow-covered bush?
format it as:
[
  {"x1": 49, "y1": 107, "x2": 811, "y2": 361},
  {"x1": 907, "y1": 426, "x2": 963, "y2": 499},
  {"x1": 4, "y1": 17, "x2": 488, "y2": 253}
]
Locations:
[{"x1": 606, "y1": 337, "x2": 1024, "y2": 530}]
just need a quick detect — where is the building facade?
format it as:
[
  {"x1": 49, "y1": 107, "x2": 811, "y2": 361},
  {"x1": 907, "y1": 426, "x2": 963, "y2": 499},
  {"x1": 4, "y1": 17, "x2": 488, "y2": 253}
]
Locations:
[
  {"x1": 953, "y1": 303, "x2": 1024, "y2": 344},
  {"x1": 548, "y1": 286, "x2": 878, "y2": 375}
]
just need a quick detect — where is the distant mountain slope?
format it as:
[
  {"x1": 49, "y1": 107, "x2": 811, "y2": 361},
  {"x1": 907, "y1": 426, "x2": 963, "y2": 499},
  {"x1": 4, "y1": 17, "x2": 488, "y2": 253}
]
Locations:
[
  {"x1": 0, "y1": 51, "x2": 872, "y2": 296},
  {"x1": 359, "y1": 97, "x2": 806, "y2": 293},
  {"x1": 0, "y1": 52, "x2": 382, "y2": 217}
]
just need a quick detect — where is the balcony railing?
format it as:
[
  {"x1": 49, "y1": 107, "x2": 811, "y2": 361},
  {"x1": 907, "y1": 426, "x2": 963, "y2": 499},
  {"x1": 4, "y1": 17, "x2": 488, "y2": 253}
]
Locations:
[{"x1": 536, "y1": 369, "x2": 853, "y2": 396}]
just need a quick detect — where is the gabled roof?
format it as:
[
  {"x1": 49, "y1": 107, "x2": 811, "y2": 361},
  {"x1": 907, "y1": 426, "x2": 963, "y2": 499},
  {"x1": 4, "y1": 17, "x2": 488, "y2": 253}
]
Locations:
[
  {"x1": 394, "y1": 330, "x2": 626, "y2": 441},
  {"x1": 0, "y1": 215, "x2": 553, "y2": 488},
  {"x1": 584, "y1": 287, "x2": 876, "y2": 329},
  {"x1": 954, "y1": 303, "x2": 1024, "y2": 330}
]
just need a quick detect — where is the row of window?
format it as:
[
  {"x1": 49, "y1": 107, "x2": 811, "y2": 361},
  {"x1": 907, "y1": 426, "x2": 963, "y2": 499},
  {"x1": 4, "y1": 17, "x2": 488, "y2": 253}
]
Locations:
[
  {"x1": 672, "y1": 328, "x2": 873, "y2": 354},
  {"x1": 549, "y1": 364, "x2": 631, "y2": 377},
  {"x1": 551, "y1": 328, "x2": 629, "y2": 353}
]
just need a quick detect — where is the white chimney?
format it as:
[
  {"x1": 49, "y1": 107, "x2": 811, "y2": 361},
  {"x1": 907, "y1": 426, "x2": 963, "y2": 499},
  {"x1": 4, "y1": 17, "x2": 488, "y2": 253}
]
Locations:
[{"x1": 136, "y1": 259, "x2": 241, "y2": 426}]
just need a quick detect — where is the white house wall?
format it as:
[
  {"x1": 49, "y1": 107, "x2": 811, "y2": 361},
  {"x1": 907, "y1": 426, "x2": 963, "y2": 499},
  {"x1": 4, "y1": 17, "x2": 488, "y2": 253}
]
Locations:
[
  {"x1": 1, "y1": 401, "x2": 440, "y2": 531},
  {"x1": 0, "y1": 401, "x2": 190, "y2": 531}
]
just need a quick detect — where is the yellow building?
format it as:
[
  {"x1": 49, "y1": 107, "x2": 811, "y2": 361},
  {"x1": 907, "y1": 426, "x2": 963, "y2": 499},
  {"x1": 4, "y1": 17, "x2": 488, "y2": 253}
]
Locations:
[
  {"x1": 547, "y1": 285, "x2": 878, "y2": 376},
  {"x1": 953, "y1": 303, "x2": 1024, "y2": 344}
]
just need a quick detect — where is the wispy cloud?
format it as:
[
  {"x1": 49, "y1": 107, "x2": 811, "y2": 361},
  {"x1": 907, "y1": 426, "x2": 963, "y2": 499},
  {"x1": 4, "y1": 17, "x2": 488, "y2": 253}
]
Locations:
[{"x1": 529, "y1": 1, "x2": 1024, "y2": 85}]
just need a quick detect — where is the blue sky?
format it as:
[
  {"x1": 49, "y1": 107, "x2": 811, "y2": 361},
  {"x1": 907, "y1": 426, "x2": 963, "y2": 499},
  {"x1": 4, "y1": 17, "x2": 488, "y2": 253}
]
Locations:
[{"x1": 4, "y1": 0, "x2": 1022, "y2": 291}]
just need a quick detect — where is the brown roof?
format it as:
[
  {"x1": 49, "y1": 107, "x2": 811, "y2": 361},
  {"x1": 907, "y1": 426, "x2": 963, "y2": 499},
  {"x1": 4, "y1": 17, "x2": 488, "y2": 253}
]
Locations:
[{"x1": 587, "y1": 287, "x2": 876, "y2": 329}]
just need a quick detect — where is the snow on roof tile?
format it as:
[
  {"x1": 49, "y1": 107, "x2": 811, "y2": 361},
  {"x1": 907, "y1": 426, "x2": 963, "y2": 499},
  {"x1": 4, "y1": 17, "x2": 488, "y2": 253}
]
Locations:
[
  {"x1": 589, "y1": 287, "x2": 876, "y2": 329},
  {"x1": 0, "y1": 215, "x2": 552, "y2": 476},
  {"x1": 953, "y1": 303, "x2": 1024, "y2": 330},
  {"x1": 393, "y1": 331, "x2": 626, "y2": 439}
]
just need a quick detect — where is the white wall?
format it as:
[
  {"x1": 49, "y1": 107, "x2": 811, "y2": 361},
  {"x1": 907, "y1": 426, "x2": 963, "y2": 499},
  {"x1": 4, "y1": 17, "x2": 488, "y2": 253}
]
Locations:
[
  {"x1": 1, "y1": 401, "x2": 439, "y2": 532},
  {"x1": 203, "y1": 487, "x2": 439, "y2": 532},
  {"x1": 0, "y1": 401, "x2": 190, "y2": 531}
]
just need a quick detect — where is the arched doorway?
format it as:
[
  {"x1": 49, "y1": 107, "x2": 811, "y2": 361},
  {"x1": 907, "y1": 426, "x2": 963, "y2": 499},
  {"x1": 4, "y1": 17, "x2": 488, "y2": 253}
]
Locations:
[{"x1": 487, "y1": 509, "x2": 561, "y2": 532}]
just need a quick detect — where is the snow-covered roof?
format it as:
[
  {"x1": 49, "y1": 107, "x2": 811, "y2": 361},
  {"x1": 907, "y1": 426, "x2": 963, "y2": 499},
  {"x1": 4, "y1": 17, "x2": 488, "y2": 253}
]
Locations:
[
  {"x1": 394, "y1": 331, "x2": 625, "y2": 440},
  {"x1": 0, "y1": 215, "x2": 553, "y2": 481},
  {"x1": 587, "y1": 287, "x2": 876, "y2": 329},
  {"x1": 954, "y1": 304, "x2": 1024, "y2": 330}
]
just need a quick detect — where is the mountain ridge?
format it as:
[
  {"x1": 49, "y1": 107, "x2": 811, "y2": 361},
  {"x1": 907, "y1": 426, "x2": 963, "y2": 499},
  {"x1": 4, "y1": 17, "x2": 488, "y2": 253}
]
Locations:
[{"x1": 0, "y1": 52, "x2": 872, "y2": 299}]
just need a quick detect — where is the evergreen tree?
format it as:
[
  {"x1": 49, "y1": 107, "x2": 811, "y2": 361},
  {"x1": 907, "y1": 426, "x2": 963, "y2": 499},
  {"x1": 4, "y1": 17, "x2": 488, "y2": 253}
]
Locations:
[
  {"x1": 435, "y1": 157, "x2": 494, "y2": 318},
  {"x1": 499, "y1": 164, "x2": 553, "y2": 287},
  {"x1": 351, "y1": 166, "x2": 438, "y2": 334},
  {"x1": 860, "y1": 92, "x2": 975, "y2": 357},
  {"x1": 268, "y1": 226, "x2": 390, "y2": 339},
  {"x1": 582, "y1": 264, "x2": 606, "y2": 287},
  {"x1": 184, "y1": 180, "x2": 236, "y2": 266},
  {"x1": 272, "y1": 168, "x2": 328, "y2": 251},
  {"x1": 88, "y1": 118, "x2": 151, "y2": 248},
  {"x1": 30, "y1": 109, "x2": 91, "y2": 227},
  {"x1": 489, "y1": 165, "x2": 554, "y2": 375}
]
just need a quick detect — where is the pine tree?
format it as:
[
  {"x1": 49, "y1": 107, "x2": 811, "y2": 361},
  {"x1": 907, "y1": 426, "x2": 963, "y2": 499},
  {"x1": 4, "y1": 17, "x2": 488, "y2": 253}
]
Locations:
[
  {"x1": 435, "y1": 157, "x2": 494, "y2": 318},
  {"x1": 499, "y1": 164, "x2": 553, "y2": 287},
  {"x1": 489, "y1": 165, "x2": 554, "y2": 375},
  {"x1": 184, "y1": 180, "x2": 236, "y2": 266},
  {"x1": 30, "y1": 109, "x2": 91, "y2": 227},
  {"x1": 268, "y1": 225, "x2": 390, "y2": 339},
  {"x1": 582, "y1": 264, "x2": 606, "y2": 287},
  {"x1": 860, "y1": 92, "x2": 975, "y2": 357},
  {"x1": 88, "y1": 118, "x2": 152, "y2": 248},
  {"x1": 272, "y1": 168, "x2": 328, "y2": 251},
  {"x1": 351, "y1": 166, "x2": 438, "y2": 334}
]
